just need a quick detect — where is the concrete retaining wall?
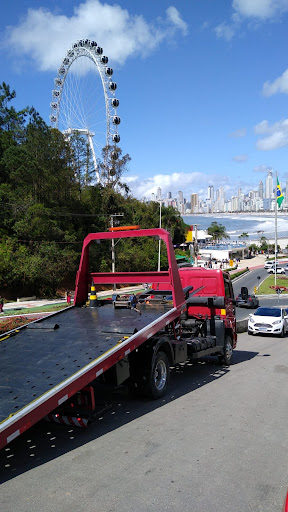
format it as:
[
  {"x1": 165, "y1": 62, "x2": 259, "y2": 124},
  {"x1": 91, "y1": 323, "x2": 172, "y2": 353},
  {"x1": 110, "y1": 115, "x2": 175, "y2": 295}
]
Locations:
[{"x1": 236, "y1": 318, "x2": 248, "y2": 333}]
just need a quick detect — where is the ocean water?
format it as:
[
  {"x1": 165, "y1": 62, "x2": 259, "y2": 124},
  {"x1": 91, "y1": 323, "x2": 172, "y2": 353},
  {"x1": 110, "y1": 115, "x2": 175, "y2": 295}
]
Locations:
[{"x1": 182, "y1": 213, "x2": 288, "y2": 241}]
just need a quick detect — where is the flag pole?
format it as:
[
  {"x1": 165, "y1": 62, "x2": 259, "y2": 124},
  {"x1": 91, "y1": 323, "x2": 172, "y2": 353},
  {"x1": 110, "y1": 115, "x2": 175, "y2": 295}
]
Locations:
[{"x1": 275, "y1": 170, "x2": 277, "y2": 288}]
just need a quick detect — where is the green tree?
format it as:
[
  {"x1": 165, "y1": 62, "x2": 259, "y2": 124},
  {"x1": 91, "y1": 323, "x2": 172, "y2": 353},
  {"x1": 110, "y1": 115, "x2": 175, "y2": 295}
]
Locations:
[
  {"x1": 0, "y1": 84, "x2": 194, "y2": 297},
  {"x1": 98, "y1": 145, "x2": 131, "y2": 193},
  {"x1": 259, "y1": 236, "x2": 268, "y2": 251},
  {"x1": 68, "y1": 132, "x2": 94, "y2": 199},
  {"x1": 207, "y1": 222, "x2": 230, "y2": 243}
]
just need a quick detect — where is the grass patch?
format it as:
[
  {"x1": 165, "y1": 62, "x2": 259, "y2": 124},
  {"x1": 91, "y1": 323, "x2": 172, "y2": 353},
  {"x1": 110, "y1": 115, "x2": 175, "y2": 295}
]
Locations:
[
  {"x1": 0, "y1": 303, "x2": 69, "y2": 335},
  {"x1": 2, "y1": 303, "x2": 69, "y2": 316},
  {"x1": 257, "y1": 275, "x2": 288, "y2": 295},
  {"x1": 229, "y1": 269, "x2": 249, "y2": 280}
]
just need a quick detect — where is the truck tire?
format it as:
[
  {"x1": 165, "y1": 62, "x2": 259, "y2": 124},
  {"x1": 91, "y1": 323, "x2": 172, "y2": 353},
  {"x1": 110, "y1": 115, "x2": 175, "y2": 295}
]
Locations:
[
  {"x1": 218, "y1": 335, "x2": 233, "y2": 366},
  {"x1": 145, "y1": 351, "x2": 170, "y2": 399}
]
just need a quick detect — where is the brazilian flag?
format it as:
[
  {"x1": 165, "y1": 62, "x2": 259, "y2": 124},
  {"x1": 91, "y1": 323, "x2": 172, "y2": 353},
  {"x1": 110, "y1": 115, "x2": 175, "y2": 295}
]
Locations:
[{"x1": 277, "y1": 177, "x2": 284, "y2": 207}]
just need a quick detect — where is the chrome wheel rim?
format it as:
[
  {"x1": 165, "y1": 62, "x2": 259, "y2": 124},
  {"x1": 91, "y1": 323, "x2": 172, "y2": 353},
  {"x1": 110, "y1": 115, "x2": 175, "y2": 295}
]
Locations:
[
  {"x1": 226, "y1": 340, "x2": 233, "y2": 360},
  {"x1": 154, "y1": 360, "x2": 167, "y2": 391}
]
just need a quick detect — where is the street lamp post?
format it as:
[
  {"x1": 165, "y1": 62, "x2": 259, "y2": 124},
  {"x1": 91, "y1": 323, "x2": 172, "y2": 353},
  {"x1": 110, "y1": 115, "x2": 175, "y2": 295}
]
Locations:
[{"x1": 157, "y1": 200, "x2": 162, "y2": 272}]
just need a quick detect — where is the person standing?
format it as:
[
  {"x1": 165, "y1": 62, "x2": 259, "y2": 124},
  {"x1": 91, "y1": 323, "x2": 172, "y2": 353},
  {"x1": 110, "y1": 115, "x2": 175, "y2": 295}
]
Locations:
[{"x1": 0, "y1": 296, "x2": 4, "y2": 313}]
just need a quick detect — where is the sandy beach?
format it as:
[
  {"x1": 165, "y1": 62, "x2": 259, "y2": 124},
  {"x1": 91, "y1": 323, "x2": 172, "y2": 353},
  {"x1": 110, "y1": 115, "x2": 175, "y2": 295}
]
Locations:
[{"x1": 248, "y1": 237, "x2": 288, "y2": 250}]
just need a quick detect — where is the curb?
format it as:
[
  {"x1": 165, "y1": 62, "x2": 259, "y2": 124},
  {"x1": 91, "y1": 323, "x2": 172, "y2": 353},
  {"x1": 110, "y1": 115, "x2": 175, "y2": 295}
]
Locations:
[{"x1": 236, "y1": 318, "x2": 248, "y2": 333}]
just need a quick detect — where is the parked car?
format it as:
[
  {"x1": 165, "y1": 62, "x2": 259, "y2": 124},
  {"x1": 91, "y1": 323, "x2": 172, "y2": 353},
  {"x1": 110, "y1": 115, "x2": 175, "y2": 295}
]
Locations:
[
  {"x1": 248, "y1": 306, "x2": 288, "y2": 337},
  {"x1": 235, "y1": 287, "x2": 259, "y2": 308},
  {"x1": 264, "y1": 260, "x2": 278, "y2": 269},
  {"x1": 267, "y1": 267, "x2": 285, "y2": 274}
]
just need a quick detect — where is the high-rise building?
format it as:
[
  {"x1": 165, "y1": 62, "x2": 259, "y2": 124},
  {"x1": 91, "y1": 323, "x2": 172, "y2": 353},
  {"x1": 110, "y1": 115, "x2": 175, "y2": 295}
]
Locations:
[
  {"x1": 265, "y1": 170, "x2": 273, "y2": 199},
  {"x1": 156, "y1": 187, "x2": 162, "y2": 201},
  {"x1": 259, "y1": 180, "x2": 264, "y2": 199},
  {"x1": 208, "y1": 185, "x2": 214, "y2": 201},
  {"x1": 190, "y1": 193, "x2": 199, "y2": 213},
  {"x1": 219, "y1": 186, "x2": 225, "y2": 201}
]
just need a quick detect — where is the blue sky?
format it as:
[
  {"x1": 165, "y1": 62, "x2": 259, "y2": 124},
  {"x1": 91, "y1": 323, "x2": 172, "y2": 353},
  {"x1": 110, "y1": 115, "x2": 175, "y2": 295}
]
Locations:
[{"x1": 2, "y1": 0, "x2": 288, "y2": 201}]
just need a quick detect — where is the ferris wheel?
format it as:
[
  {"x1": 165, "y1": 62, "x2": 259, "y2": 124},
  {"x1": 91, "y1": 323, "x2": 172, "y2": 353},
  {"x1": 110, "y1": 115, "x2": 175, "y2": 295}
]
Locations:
[{"x1": 50, "y1": 39, "x2": 120, "y2": 183}]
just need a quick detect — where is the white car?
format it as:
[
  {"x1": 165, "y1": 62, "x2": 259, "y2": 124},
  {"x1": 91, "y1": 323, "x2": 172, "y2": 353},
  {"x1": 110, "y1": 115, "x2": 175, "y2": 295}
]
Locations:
[
  {"x1": 248, "y1": 307, "x2": 288, "y2": 337},
  {"x1": 264, "y1": 260, "x2": 278, "y2": 269},
  {"x1": 267, "y1": 267, "x2": 285, "y2": 274}
]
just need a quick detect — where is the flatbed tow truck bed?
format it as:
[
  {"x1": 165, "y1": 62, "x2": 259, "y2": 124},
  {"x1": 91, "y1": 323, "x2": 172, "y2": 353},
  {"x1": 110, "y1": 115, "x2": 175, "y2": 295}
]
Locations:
[
  {"x1": 0, "y1": 228, "x2": 194, "y2": 450},
  {"x1": 0, "y1": 301, "x2": 177, "y2": 449}
]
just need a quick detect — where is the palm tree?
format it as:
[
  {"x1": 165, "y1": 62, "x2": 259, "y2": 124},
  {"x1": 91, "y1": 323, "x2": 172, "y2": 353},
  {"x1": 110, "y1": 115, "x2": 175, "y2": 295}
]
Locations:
[{"x1": 238, "y1": 232, "x2": 249, "y2": 241}]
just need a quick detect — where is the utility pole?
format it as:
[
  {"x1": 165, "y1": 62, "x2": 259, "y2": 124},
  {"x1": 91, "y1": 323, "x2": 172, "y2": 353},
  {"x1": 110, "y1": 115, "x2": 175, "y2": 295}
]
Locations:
[
  {"x1": 157, "y1": 200, "x2": 162, "y2": 272},
  {"x1": 110, "y1": 213, "x2": 124, "y2": 290},
  {"x1": 194, "y1": 224, "x2": 199, "y2": 266}
]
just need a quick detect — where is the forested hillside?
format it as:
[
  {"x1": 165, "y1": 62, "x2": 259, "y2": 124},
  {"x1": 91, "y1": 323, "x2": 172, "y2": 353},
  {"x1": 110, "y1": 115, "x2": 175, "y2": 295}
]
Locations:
[{"x1": 0, "y1": 83, "x2": 187, "y2": 298}]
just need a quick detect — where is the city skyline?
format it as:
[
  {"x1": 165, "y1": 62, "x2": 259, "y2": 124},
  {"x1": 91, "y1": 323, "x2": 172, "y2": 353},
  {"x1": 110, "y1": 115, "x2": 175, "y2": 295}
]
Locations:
[{"x1": 149, "y1": 170, "x2": 288, "y2": 214}]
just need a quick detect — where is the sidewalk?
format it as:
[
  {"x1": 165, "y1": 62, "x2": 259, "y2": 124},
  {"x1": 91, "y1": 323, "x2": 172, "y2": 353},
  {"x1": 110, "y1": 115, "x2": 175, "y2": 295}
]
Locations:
[
  {"x1": 238, "y1": 254, "x2": 288, "y2": 271},
  {"x1": 213, "y1": 253, "x2": 288, "y2": 273},
  {"x1": 3, "y1": 298, "x2": 67, "y2": 311}
]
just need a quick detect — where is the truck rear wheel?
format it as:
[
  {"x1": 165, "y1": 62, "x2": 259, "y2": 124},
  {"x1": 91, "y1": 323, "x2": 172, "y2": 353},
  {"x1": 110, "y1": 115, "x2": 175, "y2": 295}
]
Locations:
[
  {"x1": 146, "y1": 351, "x2": 170, "y2": 399},
  {"x1": 218, "y1": 335, "x2": 233, "y2": 366}
]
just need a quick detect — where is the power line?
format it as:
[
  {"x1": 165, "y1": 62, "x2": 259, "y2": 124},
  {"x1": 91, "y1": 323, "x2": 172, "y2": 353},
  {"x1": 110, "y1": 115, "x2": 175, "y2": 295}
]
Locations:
[{"x1": 0, "y1": 203, "x2": 117, "y2": 217}]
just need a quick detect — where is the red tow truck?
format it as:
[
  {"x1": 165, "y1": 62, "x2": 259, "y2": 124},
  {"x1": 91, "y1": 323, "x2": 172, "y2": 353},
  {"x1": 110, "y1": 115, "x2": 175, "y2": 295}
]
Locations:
[{"x1": 0, "y1": 228, "x2": 237, "y2": 450}]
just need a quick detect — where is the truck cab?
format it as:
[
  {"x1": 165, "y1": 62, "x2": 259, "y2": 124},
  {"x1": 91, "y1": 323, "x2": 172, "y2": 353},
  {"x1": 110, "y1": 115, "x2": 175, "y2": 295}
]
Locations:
[
  {"x1": 151, "y1": 266, "x2": 237, "y2": 348},
  {"x1": 178, "y1": 267, "x2": 236, "y2": 346}
]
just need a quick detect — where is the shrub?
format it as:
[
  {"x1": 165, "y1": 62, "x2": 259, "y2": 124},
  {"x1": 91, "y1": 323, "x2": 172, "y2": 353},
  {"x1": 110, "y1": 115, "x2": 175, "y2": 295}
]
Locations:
[{"x1": 0, "y1": 316, "x2": 37, "y2": 335}]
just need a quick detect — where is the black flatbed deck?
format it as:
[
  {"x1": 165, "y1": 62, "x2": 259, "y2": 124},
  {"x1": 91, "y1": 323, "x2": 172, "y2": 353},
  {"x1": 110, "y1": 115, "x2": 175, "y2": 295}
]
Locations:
[{"x1": 0, "y1": 304, "x2": 167, "y2": 426}]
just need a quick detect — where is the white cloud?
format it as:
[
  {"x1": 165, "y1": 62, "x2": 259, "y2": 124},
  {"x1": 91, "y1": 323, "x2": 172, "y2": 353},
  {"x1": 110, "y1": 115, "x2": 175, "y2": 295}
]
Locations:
[
  {"x1": 215, "y1": 23, "x2": 235, "y2": 41},
  {"x1": 233, "y1": 154, "x2": 248, "y2": 162},
  {"x1": 233, "y1": 0, "x2": 288, "y2": 19},
  {"x1": 253, "y1": 164, "x2": 272, "y2": 173},
  {"x1": 255, "y1": 118, "x2": 288, "y2": 150},
  {"x1": 3, "y1": 1, "x2": 187, "y2": 71},
  {"x1": 263, "y1": 69, "x2": 288, "y2": 96},
  {"x1": 215, "y1": 0, "x2": 288, "y2": 40},
  {"x1": 127, "y1": 171, "x2": 229, "y2": 200},
  {"x1": 166, "y1": 6, "x2": 188, "y2": 35},
  {"x1": 229, "y1": 128, "x2": 247, "y2": 137},
  {"x1": 127, "y1": 170, "x2": 270, "y2": 201}
]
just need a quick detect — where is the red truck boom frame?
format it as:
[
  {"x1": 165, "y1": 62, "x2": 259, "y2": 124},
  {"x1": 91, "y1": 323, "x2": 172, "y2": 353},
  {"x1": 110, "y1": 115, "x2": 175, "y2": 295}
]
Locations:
[{"x1": 0, "y1": 229, "x2": 186, "y2": 450}]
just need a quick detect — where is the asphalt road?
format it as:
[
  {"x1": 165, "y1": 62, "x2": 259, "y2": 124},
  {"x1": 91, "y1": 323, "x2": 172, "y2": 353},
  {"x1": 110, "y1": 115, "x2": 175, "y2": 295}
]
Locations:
[
  {"x1": 1, "y1": 331, "x2": 288, "y2": 512},
  {"x1": 233, "y1": 265, "x2": 288, "y2": 322}
]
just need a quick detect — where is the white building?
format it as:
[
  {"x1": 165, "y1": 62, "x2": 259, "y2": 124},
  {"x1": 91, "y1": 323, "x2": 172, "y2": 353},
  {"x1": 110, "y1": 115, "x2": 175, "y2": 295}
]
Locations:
[{"x1": 265, "y1": 170, "x2": 273, "y2": 199}]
